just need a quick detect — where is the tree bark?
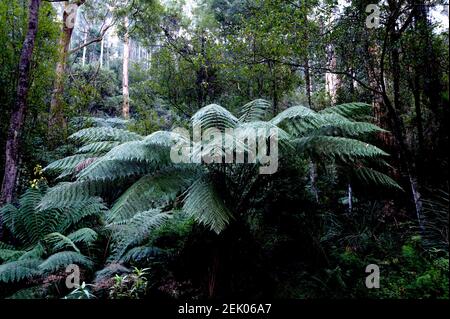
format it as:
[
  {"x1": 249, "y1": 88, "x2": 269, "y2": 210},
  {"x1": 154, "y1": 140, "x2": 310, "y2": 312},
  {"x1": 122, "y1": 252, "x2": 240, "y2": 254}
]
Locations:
[
  {"x1": 0, "y1": 0, "x2": 41, "y2": 236},
  {"x1": 49, "y1": 1, "x2": 84, "y2": 143},
  {"x1": 122, "y1": 17, "x2": 130, "y2": 119}
]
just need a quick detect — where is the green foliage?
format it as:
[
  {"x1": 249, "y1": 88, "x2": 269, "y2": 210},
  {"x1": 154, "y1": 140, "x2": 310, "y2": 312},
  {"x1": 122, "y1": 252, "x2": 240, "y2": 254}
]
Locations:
[{"x1": 109, "y1": 267, "x2": 149, "y2": 299}]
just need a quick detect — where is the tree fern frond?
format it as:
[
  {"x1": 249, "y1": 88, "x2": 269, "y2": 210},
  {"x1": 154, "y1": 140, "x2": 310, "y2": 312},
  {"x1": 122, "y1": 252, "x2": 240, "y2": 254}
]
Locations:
[
  {"x1": 0, "y1": 259, "x2": 42, "y2": 283},
  {"x1": 192, "y1": 104, "x2": 239, "y2": 130},
  {"x1": 270, "y1": 105, "x2": 324, "y2": 136},
  {"x1": 318, "y1": 113, "x2": 386, "y2": 137},
  {"x1": 45, "y1": 233, "x2": 80, "y2": 253},
  {"x1": 38, "y1": 180, "x2": 107, "y2": 211},
  {"x1": 320, "y1": 102, "x2": 372, "y2": 120},
  {"x1": 38, "y1": 251, "x2": 94, "y2": 273},
  {"x1": 77, "y1": 141, "x2": 122, "y2": 156},
  {"x1": 352, "y1": 167, "x2": 402, "y2": 190},
  {"x1": 183, "y1": 176, "x2": 233, "y2": 234},
  {"x1": 120, "y1": 246, "x2": 165, "y2": 263},
  {"x1": 108, "y1": 209, "x2": 171, "y2": 261},
  {"x1": 239, "y1": 99, "x2": 271, "y2": 122},
  {"x1": 94, "y1": 263, "x2": 130, "y2": 283},
  {"x1": 6, "y1": 286, "x2": 46, "y2": 299},
  {"x1": 294, "y1": 136, "x2": 388, "y2": 161},
  {"x1": 69, "y1": 127, "x2": 142, "y2": 144},
  {"x1": 18, "y1": 243, "x2": 46, "y2": 261},
  {"x1": 0, "y1": 248, "x2": 25, "y2": 263},
  {"x1": 109, "y1": 168, "x2": 194, "y2": 223},
  {"x1": 67, "y1": 228, "x2": 98, "y2": 247}
]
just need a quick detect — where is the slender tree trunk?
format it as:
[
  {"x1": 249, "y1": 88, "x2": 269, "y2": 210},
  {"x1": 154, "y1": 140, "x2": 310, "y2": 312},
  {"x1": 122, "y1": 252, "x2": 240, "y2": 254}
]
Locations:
[
  {"x1": 0, "y1": 0, "x2": 41, "y2": 237},
  {"x1": 82, "y1": 28, "x2": 87, "y2": 66},
  {"x1": 49, "y1": 1, "x2": 83, "y2": 143},
  {"x1": 304, "y1": 56, "x2": 312, "y2": 107},
  {"x1": 348, "y1": 183, "x2": 353, "y2": 213},
  {"x1": 100, "y1": 37, "x2": 104, "y2": 68},
  {"x1": 122, "y1": 17, "x2": 130, "y2": 119}
]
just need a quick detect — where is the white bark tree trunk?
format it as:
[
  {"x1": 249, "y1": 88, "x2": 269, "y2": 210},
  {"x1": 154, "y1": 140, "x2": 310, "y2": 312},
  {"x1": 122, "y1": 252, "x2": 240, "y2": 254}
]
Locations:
[{"x1": 122, "y1": 17, "x2": 130, "y2": 119}]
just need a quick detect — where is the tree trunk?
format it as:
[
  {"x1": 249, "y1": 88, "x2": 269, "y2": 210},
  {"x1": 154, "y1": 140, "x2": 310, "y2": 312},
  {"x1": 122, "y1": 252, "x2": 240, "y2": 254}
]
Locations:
[
  {"x1": 122, "y1": 17, "x2": 130, "y2": 119},
  {"x1": 49, "y1": 1, "x2": 82, "y2": 143},
  {"x1": 82, "y1": 28, "x2": 88, "y2": 66},
  {"x1": 100, "y1": 37, "x2": 104, "y2": 68},
  {"x1": 0, "y1": 0, "x2": 41, "y2": 236}
]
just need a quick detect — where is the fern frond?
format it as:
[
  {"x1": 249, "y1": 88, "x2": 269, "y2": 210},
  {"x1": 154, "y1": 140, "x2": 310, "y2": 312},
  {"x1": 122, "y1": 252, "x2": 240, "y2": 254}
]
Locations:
[
  {"x1": 67, "y1": 228, "x2": 98, "y2": 247},
  {"x1": 69, "y1": 127, "x2": 142, "y2": 144},
  {"x1": 239, "y1": 99, "x2": 271, "y2": 122},
  {"x1": 271, "y1": 105, "x2": 324, "y2": 136},
  {"x1": 108, "y1": 209, "x2": 171, "y2": 261},
  {"x1": 94, "y1": 263, "x2": 130, "y2": 283},
  {"x1": 109, "y1": 168, "x2": 194, "y2": 223},
  {"x1": 192, "y1": 104, "x2": 239, "y2": 130},
  {"x1": 39, "y1": 251, "x2": 94, "y2": 272},
  {"x1": 318, "y1": 113, "x2": 386, "y2": 137},
  {"x1": 6, "y1": 286, "x2": 46, "y2": 299},
  {"x1": 294, "y1": 136, "x2": 388, "y2": 161},
  {"x1": 0, "y1": 259, "x2": 42, "y2": 283},
  {"x1": 0, "y1": 248, "x2": 25, "y2": 263},
  {"x1": 352, "y1": 167, "x2": 402, "y2": 190},
  {"x1": 43, "y1": 154, "x2": 91, "y2": 178},
  {"x1": 77, "y1": 141, "x2": 122, "y2": 156},
  {"x1": 120, "y1": 246, "x2": 165, "y2": 263},
  {"x1": 183, "y1": 176, "x2": 233, "y2": 234},
  {"x1": 320, "y1": 102, "x2": 372, "y2": 120},
  {"x1": 45, "y1": 233, "x2": 80, "y2": 253},
  {"x1": 18, "y1": 243, "x2": 46, "y2": 261}
]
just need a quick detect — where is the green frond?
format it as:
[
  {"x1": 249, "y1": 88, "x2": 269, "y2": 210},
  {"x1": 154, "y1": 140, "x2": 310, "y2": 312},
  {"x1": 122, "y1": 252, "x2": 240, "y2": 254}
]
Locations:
[
  {"x1": 76, "y1": 139, "x2": 175, "y2": 182},
  {"x1": 38, "y1": 251, "x2": 94, "y2": 273},
  {"x1": 38, "y1": 180, "x2": 107, "y2": 211},
  {"x1": 2, "y1": 188, "x2": 49, "y2": 246},
  {"x1": 108, "y1": 209, "x2": 171, "y2": 261},
  {"x1": 69, "y1": 127, "x2": 142, "y2": 144},
  {"x1": 0, "y1": 248, "x2": 25, "y2": 263},
  {"x1": 77, "y1": 141, "x2": 122, "y2": 156},
  {"x1": 94, "y1": 263, "x2": 130, "y2": 283},
  {"x1": 239, "y1": 99, "x2": 271, "y2": 122},
  {"x1": 183, "y1": 176, "x2": 233, "y2": 234},
  {"x1": 43, "y1": 154, "x2": 92, "y2": 179},
  {"x1": 294, "y1": 136, "x2": 388, "y2": 162},
  {"x1": 352, "y1": 167, "x2": 402, "y2": 190},
  {"x1": 0, "y1": 259, "x2": 42, "y2": 283},
  {"x1": 6, "y1": 286, "x2": 46, "y2": 299},
  {"x1": 192, "y1": 104, "x2": 239, "y2": 130},
  {"x1": 45, "y1": 233, "x2": 80, "y2": 253},
  {"x1": 18, "y1": 243, "x2": 46, "y2": 261},
  {"x1": 120, "y1": 246, "x2": 165, "y2": 263},
  {"x1": 320, "y1": 102, "x2": 372, "y2": 121},
  {"x1": 67, "y1": 228, "x2": 98, "y2": 247},
  {"x1": 318, "y1": 113, "x2": 386, "y2": 137},
  {"x1": 271, "y1": 105, "x2": 324, "y2": 136},
  {"x1": 109, "y1": 168, "x2": 194, "y2": 223},
  {"x1": 142, "y1": 130, "x2": 189, "y2": 147}
]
